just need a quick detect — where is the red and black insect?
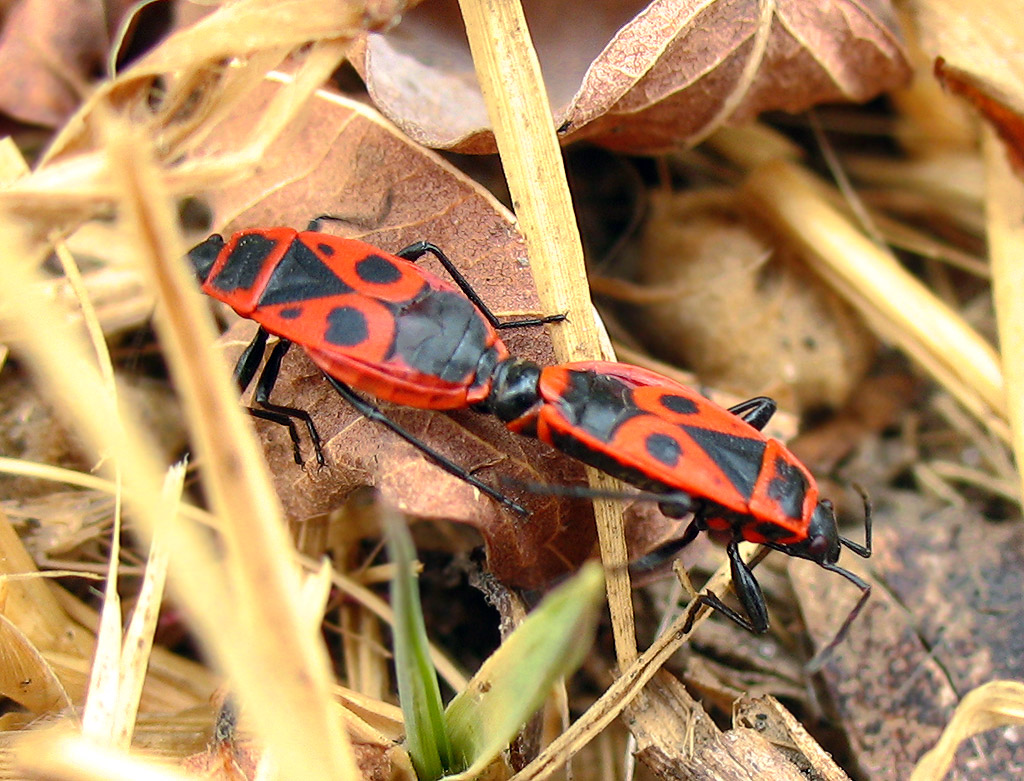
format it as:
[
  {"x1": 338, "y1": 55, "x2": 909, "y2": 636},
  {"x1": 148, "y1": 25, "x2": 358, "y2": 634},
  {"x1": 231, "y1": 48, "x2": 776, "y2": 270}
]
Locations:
[
  {"x1": 476, "y1": 358, "x2": 872, "y2": 641},
  {"x1": 187, "y1": 219, "x2": 561, "y2": 513},
  {"x1": 189, "y1": 223, "x2": 871, "y2": 643}
]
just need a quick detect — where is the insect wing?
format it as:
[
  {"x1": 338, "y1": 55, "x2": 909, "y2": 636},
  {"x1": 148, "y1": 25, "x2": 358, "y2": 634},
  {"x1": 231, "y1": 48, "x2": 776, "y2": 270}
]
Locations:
[
  {"x1": 201, "y1": 230, "x2": 509, "y2": 408},
  {"x1": 571, "y1": 361, "x2": 815, "y2": 539},
  {"x1": 744, "y1": 439, "x2": 817, "y2": 542},
  {"x1": 534, "y1": 364, "x2": 768, "y2": 515}
]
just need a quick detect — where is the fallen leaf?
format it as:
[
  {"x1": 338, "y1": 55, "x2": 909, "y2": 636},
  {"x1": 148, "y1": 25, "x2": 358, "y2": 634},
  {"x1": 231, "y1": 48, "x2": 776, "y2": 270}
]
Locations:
[
  {"x1": 910, "y1": 0, "x2": 1024, "y2": 176},
  {"x1": 629, "y1": 190, "x2": 875, "y2": 413},
  {"x1": 0, "y1": 0, "x2": 137, "y2": 127},
  {"x1": 350, "y1": 0, "x2": 911, "y2": 153}
]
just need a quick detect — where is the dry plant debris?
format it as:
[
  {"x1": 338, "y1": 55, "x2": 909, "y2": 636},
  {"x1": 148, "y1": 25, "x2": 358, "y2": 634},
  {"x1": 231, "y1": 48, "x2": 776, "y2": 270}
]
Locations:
[
  {"x1": 0, "y1": 0, "x2": 138, "y2": 127},
  {"x1": 0, "y1": 0, "x2": 1022, "y2": 779},
  {"x1": 622, "y1": 189, "x2": 876, "y2": 413},
  {"x1": 350, "y1": 0, "x2": 911, "y2": 152}
]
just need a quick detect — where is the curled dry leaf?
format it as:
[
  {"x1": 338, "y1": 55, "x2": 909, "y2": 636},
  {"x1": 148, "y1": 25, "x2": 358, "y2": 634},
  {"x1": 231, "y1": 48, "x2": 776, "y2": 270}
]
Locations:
[
  {"x1": 0, "y1": 0, "x2": 137, "y2": 127},
  {"x1": 190, "y1": 81, "x2": 608, "y2": 588},
  {"x1": 349, "y1": 0, "x2": 911, "y2": 153},
  {"x1": 0, "y1": 613, "x2": 72, "y2": 715}
]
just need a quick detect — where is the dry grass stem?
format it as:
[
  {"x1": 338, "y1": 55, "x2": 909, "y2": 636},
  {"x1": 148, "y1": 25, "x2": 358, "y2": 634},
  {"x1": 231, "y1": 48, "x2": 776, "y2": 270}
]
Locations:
[
  {"x1": 0, "y1": 127, "x2": 355, "y2": 775},
  {"x1": 511, "y1": 544, "x2": 759, "y2": 781},
  {"x1": 911, "y1": 680, "x2": 1024, "y2": 781},
  {"x1": 983, "y1": 127, "x2": 1024, "y2": 504},
  {"x1": 456, "y1": 0, "x2": 637, "y2": 670},
  {"x1": 15, "y1": 728, "x2": 196, "y2": 781},
  {"x1": 108, "y1": 119, "x2": 358, "y2": 779}
]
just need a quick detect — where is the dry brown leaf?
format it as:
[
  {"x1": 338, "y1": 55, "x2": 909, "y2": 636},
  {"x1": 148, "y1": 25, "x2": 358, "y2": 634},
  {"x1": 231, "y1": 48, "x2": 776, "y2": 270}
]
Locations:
[
  {"x1": 0, "y1": 0, "x2": 137, "y2": 127},
  {"x1": 190, "y1": 82, "x2": 608, "y2": 588},
  {"x1": 350, "y1": 0, "x2": 911, "y2": 153},
  {"x1": 0, "y1": 612, "x2": 72, "y2": 714}
]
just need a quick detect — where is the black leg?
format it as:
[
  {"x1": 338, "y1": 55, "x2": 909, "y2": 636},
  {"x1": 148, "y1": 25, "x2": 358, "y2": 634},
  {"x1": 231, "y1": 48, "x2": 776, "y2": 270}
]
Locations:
[
  {"x1": 629, "y1": 517, "x2": 701, "y2": 574},
  {"x1": 247, "y1": 408, "x2": 307, "y2": 465},
  {"x1": 233, "y1": 327, "x2": 271, "y2": 392},
  {"x1": 681, "y1": 539, "x2": 770, "y2": 634},
  {"x1": 841, "y1": 486, "x2": 873, "y2": 558},
  {"x1": 325, "y1": 375, "x2": 529, "y2": 516},
  {"x1": 395, "y1": 241, "x2": 566, "y2": 330},
  {"x1": 250, "y1": 339, "x2": 325, "y2": 467},
  {"x1": 230, "y1": 328, "x2": 306, "y2": 465},
  {"x1": 804, "y1": 562, "x2": 872, "y2": 673},
  {"x1": 228, "y1": 328, "x2": 325, "y2": 467},
  {"x1": 728, "y1": 397, "x2": 777, "y2": 431}
]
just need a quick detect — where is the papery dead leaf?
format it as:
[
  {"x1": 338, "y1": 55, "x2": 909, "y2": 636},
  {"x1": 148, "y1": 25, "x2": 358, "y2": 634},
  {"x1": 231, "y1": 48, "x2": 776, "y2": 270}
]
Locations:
[
  {"x1": 189, "y1": 81, "x2": 603, "y2": 588},
  {"x1": 0, "y1": 612, "x2": 72, "y2": 714},
  {"x1": 350, "y1": 0, "x2": 911, "y2": 153},
  {"x1": 0, "y1": 0, "x2": 136, "y2": 127}
]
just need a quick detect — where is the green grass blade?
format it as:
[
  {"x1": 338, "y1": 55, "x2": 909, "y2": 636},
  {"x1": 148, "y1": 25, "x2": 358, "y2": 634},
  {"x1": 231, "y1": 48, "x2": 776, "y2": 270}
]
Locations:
[
  {"x1": 443, "y1": 562, "x2": 604, "y2": 778},
  {"x1": 385, "y1": 511, "x2": 454, "y2": 780}
]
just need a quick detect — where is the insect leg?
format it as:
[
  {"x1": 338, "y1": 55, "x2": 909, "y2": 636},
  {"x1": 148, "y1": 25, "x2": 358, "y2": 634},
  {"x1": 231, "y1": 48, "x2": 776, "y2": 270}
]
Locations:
[
  {"x1": 251, "y1": 339, "x2": 325, "y2": 467},
  {"x1": 681, "y1": 539, "x2": 770, "y2": 634},
  {"x1": 727, "y1": 396, "x2": 777, "y2": 431},
  {"x1": 233, "y1": 327, "x2": 270, "y2": 392},
  {"x1": 629, "y1": 517, "x2": 701, "y2": 574},
  {"x1": 395, "y1": 241, "x2": 565, "y2": 330},
  {"x1": 230, "y1": 328, "x2": 314, "y2": 465},
  {"x1": 325, "y1": 376, "x2": 530, "y2": 516},
  {"x1": 840, "y1": 486, "x2": 873, "y2": 558},
  {"x1": 804, "y1": 562, "x2": 872, "y2": 673}
]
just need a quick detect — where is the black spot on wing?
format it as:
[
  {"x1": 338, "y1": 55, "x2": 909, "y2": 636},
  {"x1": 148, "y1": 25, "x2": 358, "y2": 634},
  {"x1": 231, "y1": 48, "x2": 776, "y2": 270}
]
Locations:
[
  {"x1": 542, "y1": 369, "x2": 713, "y2": 493},
  {"x1": 317, "y1": 242, "x2": 335, "y2": 256},
  {"x1": 680, "y1": 426, "x2": 766, "y2": 501},
  {"x1": 646, "y1": 432, "x2": 681, "y2": 467},
  {"x1": 259, "y1": 238, "x2": 351, "y2": 305},
  {"x1": 356, "y1": 254, "x2": 403, "y2": 285},
  {"x1": 279, "y1": 306, "x2": 303, "y2": 320},
  {"x1": 325, "y1": 306, "x2": 369, "y2": 348},
  {"x1": 659, "y1": 393, "x2": 699, "y2": 415},
  {"x1": 209, "y1": 233, "x2": 275, "y2": 294},
  {"x1": 767, "y1": 457, "x2": 807, "y2": 519},
  {"x1": 546, "y1": 427, "x2": 673, "y2": 495}
]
